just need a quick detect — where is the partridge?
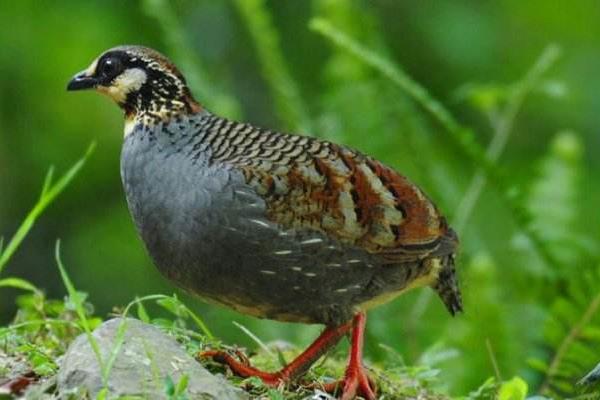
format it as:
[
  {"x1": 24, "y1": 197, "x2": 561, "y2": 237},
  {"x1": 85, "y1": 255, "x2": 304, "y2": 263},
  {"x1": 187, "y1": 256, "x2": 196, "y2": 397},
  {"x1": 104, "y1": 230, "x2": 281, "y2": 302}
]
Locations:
[{"x1": 67, "y1": 45, "x2": 462, "y2": 400}]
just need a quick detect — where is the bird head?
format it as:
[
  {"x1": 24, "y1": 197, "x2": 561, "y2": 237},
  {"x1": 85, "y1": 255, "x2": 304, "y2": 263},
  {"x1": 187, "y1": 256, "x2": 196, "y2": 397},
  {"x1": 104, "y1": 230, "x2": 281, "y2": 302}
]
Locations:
[{"x1": 67, "y1": 45, "x2": 201, "y2": 118}]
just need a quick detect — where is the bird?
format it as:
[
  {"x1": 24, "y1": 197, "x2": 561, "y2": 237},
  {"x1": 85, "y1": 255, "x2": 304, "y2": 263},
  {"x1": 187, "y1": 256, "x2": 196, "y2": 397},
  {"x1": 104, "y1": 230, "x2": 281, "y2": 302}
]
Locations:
[{"x1": 67, "y1": 45, "x2": 462, "y2": 400}]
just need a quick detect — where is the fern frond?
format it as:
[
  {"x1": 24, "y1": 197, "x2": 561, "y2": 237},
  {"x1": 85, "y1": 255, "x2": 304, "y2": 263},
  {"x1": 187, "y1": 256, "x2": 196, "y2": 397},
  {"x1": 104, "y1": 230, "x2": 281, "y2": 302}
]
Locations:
[
  {"x1": 535, "y1": 265, "x2": 600, "y2": 398},
  {"x1": 515, "y1": 131, "x2": 586, "y2": 276}
]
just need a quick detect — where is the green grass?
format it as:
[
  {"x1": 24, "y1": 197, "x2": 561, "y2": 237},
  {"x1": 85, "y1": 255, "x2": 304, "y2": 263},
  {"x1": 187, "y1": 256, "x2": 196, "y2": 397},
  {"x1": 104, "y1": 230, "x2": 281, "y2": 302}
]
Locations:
[
  {"x1": 2, "y1": 3, "x2": 600, "y2": 399},
  {"x1": 0, "y1": 162, "x2": 591, "y2": 399},
  {"x1": 0, "y1": 143, "x2": 95, "y2": 276},
  {"x1": 0, "y1": 152, "x2": 480, "y2": 397},
  {"x1": 0, "y1": 174, "x2": 539, "y2": 399}
]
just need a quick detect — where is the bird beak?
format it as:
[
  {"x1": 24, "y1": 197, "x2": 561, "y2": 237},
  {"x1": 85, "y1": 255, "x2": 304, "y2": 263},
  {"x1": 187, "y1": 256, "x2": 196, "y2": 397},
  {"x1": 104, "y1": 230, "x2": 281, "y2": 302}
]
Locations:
[{"x1": 66, "y1": 70, "x2": 98, "y2": 91}]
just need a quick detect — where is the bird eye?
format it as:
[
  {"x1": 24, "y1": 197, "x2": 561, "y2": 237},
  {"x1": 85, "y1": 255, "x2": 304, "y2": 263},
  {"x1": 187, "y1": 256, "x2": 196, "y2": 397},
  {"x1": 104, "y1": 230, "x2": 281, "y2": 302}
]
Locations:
[{"x1": 98, "y1": 56, "x2": 122, "y2": 78}]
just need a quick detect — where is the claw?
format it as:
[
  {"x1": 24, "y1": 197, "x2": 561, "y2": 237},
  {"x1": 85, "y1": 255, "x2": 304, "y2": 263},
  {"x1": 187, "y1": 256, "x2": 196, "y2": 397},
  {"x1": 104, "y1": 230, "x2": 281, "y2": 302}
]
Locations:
[
  {"x1": 197, "y1": 320, "x2": 351, "y2": 388},
  {"x1": 320, "y1": 313, "x2": 377, "y2": 399},
  {"x1": 199, "y1": 349, "x2": 284, "y2": 385},
  {"x1": 198, "y1": 314, "x2": 375, "y2": 400}
]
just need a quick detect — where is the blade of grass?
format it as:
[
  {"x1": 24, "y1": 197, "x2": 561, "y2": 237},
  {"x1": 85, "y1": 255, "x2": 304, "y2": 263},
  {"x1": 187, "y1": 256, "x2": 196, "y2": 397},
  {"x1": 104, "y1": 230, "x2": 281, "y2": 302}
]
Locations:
[
  {"x1": 105, "y1": 294, "x2": 172, "y2": 383},
  {"x1": 234, "y1": 0, "x2": 312, "y2": 132},
  {"x1": 0, "y1": 143, "x2": 95, "y2": 275},
  {"x1": 0, "y1": 277, "x2": 41, "y2": 294},
  {"x1": 136, "y1": 297, "x2": 151, "y2": 323},
  {"x1": 232, "y1": 321, "x2": 274, "y2": 358},
  {"x1": 5, "y1": 318, "x2": 80, "y2": 332},
  {"x1": 102, "y1": 318, "x2": 128, "y2": 384},
  {"x1": 40, "y1": 166, "x2": 55, "y2": 199},
  {"x1": 184, "y1": 306, "x2": 214, "y2": 340},
  {"x1": 55, "y1": 240, "x2": 105, "y2": 375},
  {"x1": 102, "y1": 293, "x2": 215, "y2": 382}
]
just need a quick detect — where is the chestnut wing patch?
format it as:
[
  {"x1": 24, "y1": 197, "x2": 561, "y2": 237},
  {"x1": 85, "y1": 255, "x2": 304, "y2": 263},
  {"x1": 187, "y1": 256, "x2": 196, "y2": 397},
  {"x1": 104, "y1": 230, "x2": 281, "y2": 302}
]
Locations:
[{"x1": 228, "y1": 130, "x2": 452, "y2": 262}]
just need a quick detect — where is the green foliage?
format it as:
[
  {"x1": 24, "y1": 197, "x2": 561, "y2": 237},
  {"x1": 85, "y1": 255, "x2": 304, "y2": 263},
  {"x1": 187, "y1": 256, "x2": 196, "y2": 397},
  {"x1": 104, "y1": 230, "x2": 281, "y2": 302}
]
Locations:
[
  {"x1": 0, "y1": 290, "x2": 90, "y2": 378},
  {"x1": 164, "y1": 374, "x2": 189, "y2": 400},
  {"x1": 234, "y1": 0, "x2": 312, "y2": 132},
  {"x1": 497, "y1": 377, "x2": 528, "y2": 400},
  {"x1": 533, "y1": 265, "x2": 600, "y2": 398},
  {"x1": 453, "y1": 45, "x2": 561, "y2": 234},
  {"x1": 524, "y1": 131, "x2": 587, "y2": 274},
  {"x1": 0, "y1": 143, "x2": 95, "y2": 275},
  {"x1": 141, "y1": 0, "x2": 242, "y2": 118},
  {"x1": 2, "y1": 2, "x2": 600, "y2": 400}
]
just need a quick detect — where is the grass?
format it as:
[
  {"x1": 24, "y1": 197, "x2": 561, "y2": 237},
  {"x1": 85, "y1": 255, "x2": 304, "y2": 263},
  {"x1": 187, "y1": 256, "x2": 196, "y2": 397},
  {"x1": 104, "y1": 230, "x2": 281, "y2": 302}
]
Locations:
[
  {"x1": 0, "y1": 64, "x2": 586, "y2": 400},
  {"x1": 1, "y1": 8, "x2": 596, "y2": 399},
  {"x1": 0, "y1": 143, "x2": 95, "y2": 276},
  {"x1": 0, "y1": 149, "x2": 589, "y2": 399},
  {"x1": 1, "y1": 275, "x2": 457, "y2": 399},
  {"x1": 0, "y1": 150, "x2": 466, "y2": 398}
]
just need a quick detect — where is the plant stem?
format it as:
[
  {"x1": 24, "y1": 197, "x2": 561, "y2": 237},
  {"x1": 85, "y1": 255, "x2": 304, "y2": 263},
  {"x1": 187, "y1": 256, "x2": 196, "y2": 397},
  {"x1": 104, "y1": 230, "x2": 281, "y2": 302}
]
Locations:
[{"x1": 453, "y1": 45, "x2": 561, "y2": 233}]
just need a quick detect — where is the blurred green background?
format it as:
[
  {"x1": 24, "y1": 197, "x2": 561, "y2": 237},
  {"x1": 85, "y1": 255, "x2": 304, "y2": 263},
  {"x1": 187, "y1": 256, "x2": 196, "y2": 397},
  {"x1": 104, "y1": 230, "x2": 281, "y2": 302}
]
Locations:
[{"x1": 1, "y1": 0, "x2": 599, "y2": 396}]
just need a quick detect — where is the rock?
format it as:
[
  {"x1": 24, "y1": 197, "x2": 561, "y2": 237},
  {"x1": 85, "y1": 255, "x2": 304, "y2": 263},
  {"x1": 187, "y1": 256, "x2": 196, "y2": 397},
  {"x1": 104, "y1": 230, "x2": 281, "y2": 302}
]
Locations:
[{"x1": 57, "y1": 318, "x2": 247, "y2": 400}]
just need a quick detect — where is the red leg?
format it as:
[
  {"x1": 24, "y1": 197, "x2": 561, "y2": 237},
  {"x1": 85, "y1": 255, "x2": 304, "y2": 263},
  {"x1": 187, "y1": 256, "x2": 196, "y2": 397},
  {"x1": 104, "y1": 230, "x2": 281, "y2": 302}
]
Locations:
[
  {"x1": 321, "y1": 312, "x2": 376, "y2": 400},
  {"x1": 199, "y1": 319, "x2": 352, "y2": 386}
]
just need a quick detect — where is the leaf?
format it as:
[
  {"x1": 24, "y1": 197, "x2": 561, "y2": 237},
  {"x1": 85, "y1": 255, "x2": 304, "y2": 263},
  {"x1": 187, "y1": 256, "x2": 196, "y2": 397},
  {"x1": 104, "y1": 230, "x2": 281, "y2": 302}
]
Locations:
[
  {"x1": 522, "y1": 131, "x2": 586, "y2": 274},
  {"x1": 95, "y1": 388, "x2": 108, "y2": 400},
  {"x1": 0, "y1": 277, "x2": 40, "y2": 294},
  {"x1": 102, "y1": 318, "x2": 129, "y2": 384},
  {"x1": 466, "y1": 377, "x2": 497, "y2": 400},
  {"x1": 537, "y1": 266, "x2": 600, "y2": 397},
  {"x1": 156, "y1": 296, "x2": 186, "y2": 318},
  {"x1": 136, "y1": 299, "x2": 150, "y2": 323},
  {"x1": 267, "y1": 389, "x2": 285, "y2": 400},
  {"x1": 164, "y1": 375, "x2": 175, "y2": 396},
  {"x1": 155, "y1": 295, "x2": 212, "y2": 339},
  {"x1": 55, "y1": 240, "x2": 105, "y2": 376},
  {"x1": 498, "y1": 377, "x2": 528, "y2": 400},
  {"x1": 174, "y1": 374, "x2": 189, "y2": 396},
  {"x1": 232, "y1": 321, "x2": 274, "y2": 358},
  {"x1": 39, "y1": 166, "x2": 55, "y2": 199}
]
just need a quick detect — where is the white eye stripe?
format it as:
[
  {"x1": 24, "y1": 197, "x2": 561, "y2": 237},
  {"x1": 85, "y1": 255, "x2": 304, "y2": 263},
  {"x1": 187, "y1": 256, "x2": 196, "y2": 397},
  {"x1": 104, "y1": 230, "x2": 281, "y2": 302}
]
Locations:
[{"x1": 84, "y1": 58, "x2": 99, "y2": 77}]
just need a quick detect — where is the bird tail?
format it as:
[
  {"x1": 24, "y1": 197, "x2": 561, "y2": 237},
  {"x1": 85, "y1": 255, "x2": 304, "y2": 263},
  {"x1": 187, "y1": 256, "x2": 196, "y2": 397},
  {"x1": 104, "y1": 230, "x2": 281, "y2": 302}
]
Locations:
[{"x1": 432, "y1": 254, "x2": 463, "y2": 316}]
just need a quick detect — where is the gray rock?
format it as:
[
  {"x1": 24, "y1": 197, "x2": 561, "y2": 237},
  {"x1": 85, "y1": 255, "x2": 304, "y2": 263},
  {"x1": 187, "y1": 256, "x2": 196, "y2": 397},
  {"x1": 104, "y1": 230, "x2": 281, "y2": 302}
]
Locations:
[{"x1": 57, "y1": 318, "x2": 247, "y2": 400}]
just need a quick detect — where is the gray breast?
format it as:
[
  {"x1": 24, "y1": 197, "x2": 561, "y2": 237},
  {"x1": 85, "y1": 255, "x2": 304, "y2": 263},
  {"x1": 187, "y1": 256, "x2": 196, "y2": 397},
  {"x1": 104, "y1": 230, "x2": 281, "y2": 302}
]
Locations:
[{"x1": 119, "y1": 117, "x2": 426, "y2": 325}]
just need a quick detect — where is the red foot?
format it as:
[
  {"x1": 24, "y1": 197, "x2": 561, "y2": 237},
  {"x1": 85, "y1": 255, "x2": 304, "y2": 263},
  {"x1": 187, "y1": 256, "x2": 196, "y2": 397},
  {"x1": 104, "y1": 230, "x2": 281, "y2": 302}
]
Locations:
[
  {"x1": 199, "y1": 350, "x2": 284, "y2": 385},
  {"x1": 321, "y1": 313, "x2": 376, "y2": 400},
  {"x1": 199, "y1": 313, "x2": 376, "y2": 400},
  {"x1": 321, "y1": 367, "x2": 376, "y2": 400},
  {"x1": 199, "y1": 319, "x2": 352, "y2": 387}
]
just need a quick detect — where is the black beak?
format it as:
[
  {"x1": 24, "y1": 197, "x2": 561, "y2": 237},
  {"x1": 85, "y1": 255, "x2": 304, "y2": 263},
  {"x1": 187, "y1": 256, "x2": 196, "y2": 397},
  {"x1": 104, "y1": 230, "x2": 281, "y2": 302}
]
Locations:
[{"x1": 66, "y1": 70, "x2": 97, "y2": 91}]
